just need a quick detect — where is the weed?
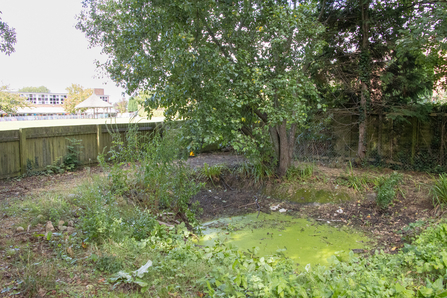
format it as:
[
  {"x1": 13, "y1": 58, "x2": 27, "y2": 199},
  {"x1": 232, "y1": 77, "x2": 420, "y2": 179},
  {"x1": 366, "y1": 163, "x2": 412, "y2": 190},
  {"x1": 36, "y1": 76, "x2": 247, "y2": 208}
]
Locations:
[
  {"x1": 199, "y1": 163, "x2": 226, "y2": 183},
  {"x1": 286, "y1": 163, "x2": 315, "y2": 181},
  {"x1": 374, "y1": 172, "x2": 403, "y2": 209},
  {"x1": 95, "y1": 255, "x2": 124, "y2": 273},
  {"x1": 236, "y1": 161, "x2": 274, "y2": 182},
  {"x1": 336, "y1": 162, "x2": 375, "y2": 191},
  {"x1": 431, "y1": 173, "x2": 447, "y2": 208},
  {"x1": 46, "y1": 138, "x2": 83, "y2": 174}
]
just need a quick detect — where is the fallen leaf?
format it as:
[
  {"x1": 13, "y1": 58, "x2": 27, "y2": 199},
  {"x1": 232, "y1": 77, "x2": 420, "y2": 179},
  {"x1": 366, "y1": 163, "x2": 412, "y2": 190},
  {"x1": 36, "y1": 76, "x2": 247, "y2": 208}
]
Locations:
[
  {"x1": 391, "y1": 247, "x2": 397, "y2": 251},
  {"x1": 67, "y1": 247, "x2": 74, "y2": 257}
]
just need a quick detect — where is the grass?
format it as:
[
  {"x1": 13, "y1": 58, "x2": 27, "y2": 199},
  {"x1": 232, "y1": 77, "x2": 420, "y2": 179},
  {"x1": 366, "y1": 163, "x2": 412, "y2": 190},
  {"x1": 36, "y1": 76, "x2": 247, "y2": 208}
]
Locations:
[{"x1": 431, "y1": 173, "x2": 447, "y2": 208}]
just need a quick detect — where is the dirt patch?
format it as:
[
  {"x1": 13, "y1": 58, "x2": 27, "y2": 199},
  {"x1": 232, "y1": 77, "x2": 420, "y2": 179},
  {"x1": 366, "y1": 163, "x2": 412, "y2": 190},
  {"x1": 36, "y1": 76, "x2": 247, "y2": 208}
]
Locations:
[{"x1": 186, "y1": 151, "x2": 246, "y2": 169}]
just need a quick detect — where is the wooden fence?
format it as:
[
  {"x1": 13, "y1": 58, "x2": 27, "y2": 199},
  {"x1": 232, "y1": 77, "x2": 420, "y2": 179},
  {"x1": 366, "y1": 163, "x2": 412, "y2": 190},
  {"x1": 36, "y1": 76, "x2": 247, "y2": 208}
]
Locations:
[{"x1": 0, "y1": 122, "x2": 162, "y2": 179}]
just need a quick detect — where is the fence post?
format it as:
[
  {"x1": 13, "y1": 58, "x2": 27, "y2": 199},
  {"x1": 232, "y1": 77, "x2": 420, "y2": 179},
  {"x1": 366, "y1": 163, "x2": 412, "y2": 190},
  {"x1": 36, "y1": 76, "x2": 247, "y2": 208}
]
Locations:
[
  {"x1": 97, "y1": 124, "x2": 103, "y2": 157},
  {"x1": 19, "y1": 128, "x2": 27, "y2": 175}
]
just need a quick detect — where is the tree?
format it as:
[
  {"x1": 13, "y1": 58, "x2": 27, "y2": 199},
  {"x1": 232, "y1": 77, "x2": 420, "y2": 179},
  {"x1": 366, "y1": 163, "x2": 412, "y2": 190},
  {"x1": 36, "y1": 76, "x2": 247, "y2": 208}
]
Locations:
[
  {"x1": 114, "y1": 98, "x2": 127, "y2": 114},
  {"x1": 18, "y1": 86, "x2": 50, "y2": 93},
  {"x1": 0, "y1": 11, "x2": 16, "y2": 55},
  {"x1": 313, "y1": 0, "x2": 437, "y2": 159},
  {"x1": 63, "y1": 84, "x2": 93, "y2": 114},
  {"x1": 0, "y1": 85, "x2": 30, "y2": 113},
  {"x1": 78, "y1": 0, "x2": 324, "y2": 176},
  {"x1": 127, "y1": 97, "x2": 139, "y2": 112}
]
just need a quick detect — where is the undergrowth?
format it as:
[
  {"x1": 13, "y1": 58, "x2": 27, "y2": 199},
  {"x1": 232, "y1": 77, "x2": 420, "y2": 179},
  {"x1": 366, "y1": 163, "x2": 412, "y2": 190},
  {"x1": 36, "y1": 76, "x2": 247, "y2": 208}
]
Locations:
[
  {"x1": 431, "y1": 173, "x2": 447, "y2": 208},
  {"x1": 4, "y1": 124, "x2": 447, "y2": 297}
]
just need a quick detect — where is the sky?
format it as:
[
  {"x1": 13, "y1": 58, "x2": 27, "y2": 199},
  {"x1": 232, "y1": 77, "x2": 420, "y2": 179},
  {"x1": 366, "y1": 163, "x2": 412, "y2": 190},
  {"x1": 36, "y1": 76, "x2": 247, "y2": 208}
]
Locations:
[{"x1": 0, "y1": 0, "x2": 127, "y2": 103}]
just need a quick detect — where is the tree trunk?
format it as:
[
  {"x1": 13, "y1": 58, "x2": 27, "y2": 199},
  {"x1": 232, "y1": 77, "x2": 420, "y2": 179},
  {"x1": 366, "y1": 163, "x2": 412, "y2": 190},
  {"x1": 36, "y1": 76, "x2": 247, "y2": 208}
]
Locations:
[
  {"x1": 357, "y1": 0, "x2": 370, "y2": 160},
  {"x1": 270, "y1": 121, "x2": 297, "y2": 177},
  {"x1": 358, "y1": 85, "x2": 367, "y2": 159}
]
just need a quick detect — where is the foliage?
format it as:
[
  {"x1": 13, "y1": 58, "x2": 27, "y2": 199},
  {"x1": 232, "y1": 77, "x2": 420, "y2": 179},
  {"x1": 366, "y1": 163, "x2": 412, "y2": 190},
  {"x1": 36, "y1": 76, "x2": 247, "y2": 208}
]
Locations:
[
  {"x1": 236, "y1": 161, "x2": 275, "y2": 183},
  {"x1": 0, "y1": 11, "x2": 16, "y2": 55},
  {"x1": 113, "y1": 98, "x2": 127, "y2": 114},
  {"x1": 100, "y1": 122, "x2": 203, "y2": 228},
  {"x1": 18, "y1": 86, "x2": 50, "y2": 93},
  {"x1": 314, "y1": 0, "x2": 438, "y2": 159},
  {"x1": 286, "y1": 163, "x2": 315, "y2": 181},
  {"x1": 46, "y1": 138, "x2": 83, "y2": 174},
  {"x1": 204, "y1": 222, "x2": 447, "y2": 297},
  {"x1": 431, "y1": 174, "x2": 447, "y2": 208},
  {"x1": 0, "y1": 85, "x2": 30, "y2": 113},
  {"x1": 62, "y1": 83, "x2": 93, "y2": 114},
  {"x1": 198, "y1": 163, "x2": 226, "y2": 183},
  {"x1": 375, "y1": 172, "x2": 403, "y2": 209},
  {"x1": 94, "y1": 254, "x2": 123, "y2": 273},
  {"x1": 336, "y1": 162, "x2": 375, "y2": 192},
  {"x1": 127, "y1": 96, "x2": 139, "y2": 112},
  {"x1": 77, "y1": 0, "x2": 325, "y2": 176},
  {"x1": 109, "y1": 260, "x2": 153, "y2": 293},
  {"x1": 397, "y1": 1, "x2": 447, "y2": 89}
]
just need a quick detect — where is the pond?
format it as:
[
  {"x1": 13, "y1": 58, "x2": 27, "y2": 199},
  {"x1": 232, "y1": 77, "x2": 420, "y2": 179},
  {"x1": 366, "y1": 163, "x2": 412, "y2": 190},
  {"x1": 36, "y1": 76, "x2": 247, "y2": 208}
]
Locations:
[{"x1": 196, "y1": 212, "x2": 368, "y2": 269}]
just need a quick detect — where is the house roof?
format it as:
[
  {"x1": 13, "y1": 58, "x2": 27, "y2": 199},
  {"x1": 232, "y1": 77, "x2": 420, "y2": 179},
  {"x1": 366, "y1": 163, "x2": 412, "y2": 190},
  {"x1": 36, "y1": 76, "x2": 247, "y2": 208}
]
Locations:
[{"x1": 75, "y1": 93, "x2": 113, "y2": 109}]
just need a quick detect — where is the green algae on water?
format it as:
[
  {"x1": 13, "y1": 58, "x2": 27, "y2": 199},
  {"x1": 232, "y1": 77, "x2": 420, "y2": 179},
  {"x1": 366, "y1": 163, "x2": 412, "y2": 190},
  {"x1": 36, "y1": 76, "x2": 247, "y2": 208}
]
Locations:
[{"x1": 197, "y1": 213, "x2": 367, "y2": 269}]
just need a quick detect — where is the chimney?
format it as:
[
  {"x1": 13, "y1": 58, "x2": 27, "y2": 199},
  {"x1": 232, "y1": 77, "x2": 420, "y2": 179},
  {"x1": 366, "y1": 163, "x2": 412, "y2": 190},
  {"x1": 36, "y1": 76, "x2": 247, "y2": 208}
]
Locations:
[{"x1": 94, "y1": 88, "x2": 104, "y2": 96}]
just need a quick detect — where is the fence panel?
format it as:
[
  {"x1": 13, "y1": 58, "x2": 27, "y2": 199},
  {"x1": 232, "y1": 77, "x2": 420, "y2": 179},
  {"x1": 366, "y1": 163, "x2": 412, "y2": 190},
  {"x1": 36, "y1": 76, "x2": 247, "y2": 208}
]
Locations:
[{"x1": 0, "y1": 122, "x2": 161, "y2": 179}]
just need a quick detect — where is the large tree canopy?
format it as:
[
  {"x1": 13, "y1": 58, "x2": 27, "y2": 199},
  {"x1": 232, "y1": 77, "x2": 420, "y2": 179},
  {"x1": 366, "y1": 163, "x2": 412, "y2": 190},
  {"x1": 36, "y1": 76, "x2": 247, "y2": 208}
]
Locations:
[
  {"x1": 63, "y1": 84, "x2": 93, "y2": 114},
  {"x1": 78, "y1": 0, "x2": 324, "y2": 175},
  {"x1": 312, "y1": 0, "x2": 443, "y2": 159},
  {"x1": 18, "y1": 86, "x2": 51, "y2": 93},
  {"x1": 0, "y1": 11, "x2": 16, "y2": 55}
]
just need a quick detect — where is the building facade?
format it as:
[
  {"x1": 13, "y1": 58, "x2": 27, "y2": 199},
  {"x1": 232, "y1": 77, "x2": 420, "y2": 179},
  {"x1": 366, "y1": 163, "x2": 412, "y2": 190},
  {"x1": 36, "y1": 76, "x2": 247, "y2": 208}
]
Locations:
[{"x1": 19, "y1": 88, "x2": 110, "y2": 105}]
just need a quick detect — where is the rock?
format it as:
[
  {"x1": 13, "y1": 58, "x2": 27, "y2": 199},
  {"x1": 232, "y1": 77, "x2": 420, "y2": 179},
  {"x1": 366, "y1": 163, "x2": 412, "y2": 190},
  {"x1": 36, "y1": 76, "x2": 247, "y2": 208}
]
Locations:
[
  {"x1": 270, "y1": 204, "x2": 280, "y2": 211},
  {"x1": 66, "y1": 227, "x2": 75, "y2": 234},
  {"x1": 45, "y1": 221, "x2": 55, "y2": 233},
  {"x1": 58, "y1": 220, "x2": 65, "y2": 227},
  {"x1": 68, "y1": 220, "x2": 74, "y2": 227},
  {"x1": 59, "y1": 226, "x2": 67, "y2": 231},
  {"x1": 279, "y1": 208, "x2": 287, "y2": 213},
  {"x1": 16, "y1": 226, "x2": 24, "y2": 232},
  {"x1": 336, "y1": 208, "x2": 343, "y2": 214}
]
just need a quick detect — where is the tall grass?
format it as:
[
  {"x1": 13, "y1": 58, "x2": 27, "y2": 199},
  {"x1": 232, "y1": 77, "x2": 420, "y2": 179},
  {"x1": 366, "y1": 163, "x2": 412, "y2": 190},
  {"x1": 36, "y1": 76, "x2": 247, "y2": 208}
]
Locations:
[{"x1": 431, "y1": 173, "x2": 447, "y2": 207}]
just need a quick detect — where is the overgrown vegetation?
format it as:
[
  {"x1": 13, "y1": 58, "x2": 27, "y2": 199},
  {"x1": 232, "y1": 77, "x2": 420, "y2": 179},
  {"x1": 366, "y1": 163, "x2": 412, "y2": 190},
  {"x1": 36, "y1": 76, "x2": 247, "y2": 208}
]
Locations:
[
  {"x1": 46, "y1": 138, "x2": 83, "y2": 174},
  {"x1": 2, "y1": 128, "x2": 447, "y2": 297},
  {"x1": 375, "y1": 172, "x2": 403, "y2": 209},
  {"x1": 286, "y1": 163, "x2": 315, "y2": 181},
  {"x1": 431, "y1": 173, "x2": 447, "y2": 208}
]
